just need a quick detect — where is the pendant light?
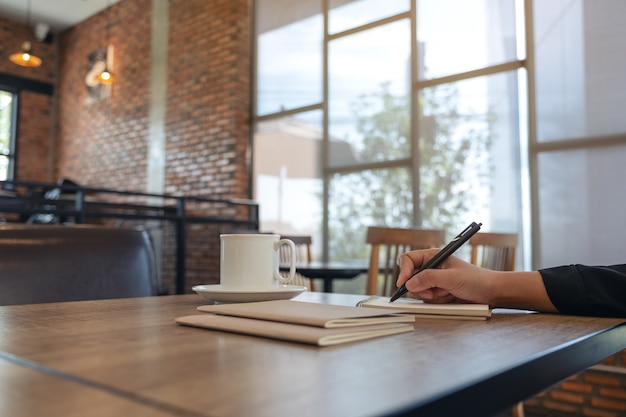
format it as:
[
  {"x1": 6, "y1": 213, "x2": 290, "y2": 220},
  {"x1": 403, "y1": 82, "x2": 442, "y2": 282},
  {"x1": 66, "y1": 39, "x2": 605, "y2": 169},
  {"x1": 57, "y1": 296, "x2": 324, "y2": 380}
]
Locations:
[
  {"x1": 96, "y1": 0, "x2": 116, "y2": 84},
  {"x1": 9, "y1": 0, "x2": 42, "y2": 68}
]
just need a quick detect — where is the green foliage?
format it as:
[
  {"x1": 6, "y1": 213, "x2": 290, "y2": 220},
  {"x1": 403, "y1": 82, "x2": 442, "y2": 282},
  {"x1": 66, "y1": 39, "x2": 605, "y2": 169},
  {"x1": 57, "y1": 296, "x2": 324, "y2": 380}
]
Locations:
[{"x1": 328, "y1": 83, "x2": 492, "y2": 260}]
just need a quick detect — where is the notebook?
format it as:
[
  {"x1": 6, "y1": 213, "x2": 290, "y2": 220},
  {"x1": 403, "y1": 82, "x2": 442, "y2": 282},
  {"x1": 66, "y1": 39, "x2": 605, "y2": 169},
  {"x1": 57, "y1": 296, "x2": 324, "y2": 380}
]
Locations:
[
  {"x1": 357, "y1": 296, "x2": 492, "y2": 320},
  {"x1": 175, "y1": 300, "x2": 415, "y2": 346}
]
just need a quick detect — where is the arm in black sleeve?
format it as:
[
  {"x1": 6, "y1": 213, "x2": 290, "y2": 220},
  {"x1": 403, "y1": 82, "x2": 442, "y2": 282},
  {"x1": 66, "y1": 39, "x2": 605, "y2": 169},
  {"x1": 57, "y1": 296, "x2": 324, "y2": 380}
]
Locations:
[{"x1": 539, "y1": 264, "x2": 626, "y2": 317}]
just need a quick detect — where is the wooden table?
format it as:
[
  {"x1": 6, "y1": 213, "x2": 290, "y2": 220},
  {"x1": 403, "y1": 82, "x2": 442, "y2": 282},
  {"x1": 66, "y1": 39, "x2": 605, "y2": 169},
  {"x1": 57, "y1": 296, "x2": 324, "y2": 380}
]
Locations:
[{"x1": 0, "y1": 293, "x2": 624, "y2": 417}]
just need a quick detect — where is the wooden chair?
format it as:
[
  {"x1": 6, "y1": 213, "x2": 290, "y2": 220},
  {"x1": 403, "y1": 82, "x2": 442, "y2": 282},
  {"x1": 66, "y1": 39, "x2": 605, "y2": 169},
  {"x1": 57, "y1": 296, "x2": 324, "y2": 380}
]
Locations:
[
  {"x1": 0, "y1": 224, "x2": 159, "y2": 305},
  {"x1": 469, "y1": 232, "x2": 518, "y2": 271},
  {"x1": 470, "y1": 231, "x2": 522, "y2": 417},
  {"x1": 279, "y1": 235, "x2": 316, "y2": 291},
  {"x1": 366, "y1": 226, "x2": 446, "y2": 296}
]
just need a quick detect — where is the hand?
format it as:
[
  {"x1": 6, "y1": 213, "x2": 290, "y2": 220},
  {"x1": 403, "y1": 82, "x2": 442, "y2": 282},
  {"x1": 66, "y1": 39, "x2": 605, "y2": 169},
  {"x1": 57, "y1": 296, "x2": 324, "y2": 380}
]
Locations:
[
  {"x1": 397, "y1": 249, "x2": 497, "y2": 305},
  {"x1": 396, "y1": 249, "x2": 557, "y2": 312}
]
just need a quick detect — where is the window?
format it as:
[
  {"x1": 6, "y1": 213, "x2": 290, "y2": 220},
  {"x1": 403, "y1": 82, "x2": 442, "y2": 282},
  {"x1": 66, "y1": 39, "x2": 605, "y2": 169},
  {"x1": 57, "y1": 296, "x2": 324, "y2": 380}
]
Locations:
[
  {"x1": 533, "y1": 0, "x2": 626, "y2": 267},
  {"x1": 255, "y1": 0, "x2": 538, "y2": 281},
  {"x1": 0, "y1": 89, "x2": 17, "y2": 181}
]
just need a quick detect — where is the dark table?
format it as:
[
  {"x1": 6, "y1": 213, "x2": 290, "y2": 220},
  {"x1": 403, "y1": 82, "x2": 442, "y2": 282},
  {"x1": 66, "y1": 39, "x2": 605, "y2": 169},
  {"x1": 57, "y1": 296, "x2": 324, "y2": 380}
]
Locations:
[{"x1": 285, "y1": 261, "x2": 369, "y2": 292}]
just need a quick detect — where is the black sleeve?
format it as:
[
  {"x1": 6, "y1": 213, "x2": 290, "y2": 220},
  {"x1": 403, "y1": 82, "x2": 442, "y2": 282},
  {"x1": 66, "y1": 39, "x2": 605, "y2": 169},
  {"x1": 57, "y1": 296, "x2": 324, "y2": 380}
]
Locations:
[{"x1": 539, "y1": 264, "x2": 626, "y2": 317}]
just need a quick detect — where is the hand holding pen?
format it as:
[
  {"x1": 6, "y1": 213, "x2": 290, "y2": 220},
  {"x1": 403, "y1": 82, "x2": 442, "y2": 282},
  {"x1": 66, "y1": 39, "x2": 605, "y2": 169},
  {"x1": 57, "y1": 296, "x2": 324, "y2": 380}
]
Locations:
[{"x1": 389, "y1": 222, "x2": 482, "y2": 302}]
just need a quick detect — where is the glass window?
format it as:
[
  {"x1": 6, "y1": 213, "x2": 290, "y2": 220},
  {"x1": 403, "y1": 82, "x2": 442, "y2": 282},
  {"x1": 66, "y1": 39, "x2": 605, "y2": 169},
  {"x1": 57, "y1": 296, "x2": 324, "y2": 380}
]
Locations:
[
  {"x1": 328, "y1": 19, "x2": 411, "y2": 167},
  {"x1": 328, "y1": 0, "x2": 410, "y2": 34},
  {"x1": 537, "y1": 145, "x2": 626, "y2": 268},
  {"x1": 0, "y1": 90, "x2": 15, "y2": 181},
  {"x1": 534, "y1": 0, "x2": 626, "y2": 141},
  {"x1": 254, "y1": 0, "x2": 528, "y2": 270},
  {"x1": 256, "y1": 0, "x2": 322, "y2": 115},
  {"x1": 418, "y1": 72, "x2": 523, "y2": 246},
  {"x1": 416, "y1": 0, "x2": 518, "y2": 79},
  {"x1": 328, "y1": 167, "x2": 413, "y2": 261},
  {"x1": 253, "y1": 111, "x2": 323, "y2": 251}
]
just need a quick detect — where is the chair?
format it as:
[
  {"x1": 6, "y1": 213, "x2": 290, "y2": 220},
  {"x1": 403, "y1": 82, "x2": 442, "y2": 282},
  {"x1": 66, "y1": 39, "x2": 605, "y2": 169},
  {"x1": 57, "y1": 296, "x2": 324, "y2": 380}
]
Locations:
[
  {"x1": 221, "y1": 228, "x2": 266, "y2": 234},
  {"x1": 365, "y1": 226, "x2": 446, "y2": 296},
  {"x1": 279, "y1": 235, "x2": 316, "y2": 291},
  {"x1": 469, "y1": 232, "x2": 518, "y2": 271},
  {"x1": 0, "y1": 224, "x2": 159, "y2": 306},
  {"x1": 470, "y1": 231, "x2": 522, "y2": 417}
]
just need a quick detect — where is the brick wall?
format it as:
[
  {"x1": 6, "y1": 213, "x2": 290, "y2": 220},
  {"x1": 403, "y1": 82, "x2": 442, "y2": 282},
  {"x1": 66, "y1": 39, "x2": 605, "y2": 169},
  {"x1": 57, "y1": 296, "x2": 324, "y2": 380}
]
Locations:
[
  {"x1": 3, "y1": 0, "x2": 251, "y2": 292},
  {"x1": 521, "y1": 350, "x2": 626, "y2": 417},
  {"x1": 165, "y1": 0, "x2": 251, "y2": 200},
  {"x1": 54, "y1": 0, "x2": 250, "y2": 200},
  {"x1": 0, "y1": 16, "x2": 55, "y2": 182},
  {"x1": 54, "y1": 0, "x2": 251, "y2": 292},
  {"x1": 55, "y1": 0, "x2": 152, "y2": 191}
]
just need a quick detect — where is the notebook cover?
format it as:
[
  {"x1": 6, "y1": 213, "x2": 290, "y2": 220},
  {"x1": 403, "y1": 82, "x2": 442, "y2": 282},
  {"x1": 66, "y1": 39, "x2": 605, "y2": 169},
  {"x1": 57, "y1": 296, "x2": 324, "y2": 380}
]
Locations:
[
  {"x1": 196, "y1": 300, "x2": 416, "y2": 328},
  {"x1": 175, "y1": 314, "x2": 414, "y2": 346}
]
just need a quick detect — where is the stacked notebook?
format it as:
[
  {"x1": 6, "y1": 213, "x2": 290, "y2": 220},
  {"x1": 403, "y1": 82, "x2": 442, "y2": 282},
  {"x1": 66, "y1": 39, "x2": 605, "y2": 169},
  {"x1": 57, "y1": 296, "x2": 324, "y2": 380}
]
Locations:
[
  {"x1": 357, "y1": 296, "x2": 492, "y2": 320},
  {"x1": 175, "y1": 300, "x2": 415, "y2": 346}
]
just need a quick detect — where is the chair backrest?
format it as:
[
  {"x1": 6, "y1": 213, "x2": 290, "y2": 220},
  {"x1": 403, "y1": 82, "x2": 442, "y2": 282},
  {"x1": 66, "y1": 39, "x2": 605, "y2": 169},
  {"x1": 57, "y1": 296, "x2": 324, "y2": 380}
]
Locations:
[
  {"x1": 469, "y1": 232, "x2": 518, "y2": 271},
  {"x1": 279, "y1": 235, "x2": 315, "y2": 291},
  {"x1": 221, "y1": 228, "x2": 266, "y2": 234},
  {"x1": 279, "y1": 235, "x2": 312, "y2": 263},
  {"x1": 0, "y1": 224, "x2": 159, "y2": 305},
  {"x1": 366, "y1": 226, "x2": 446, "y2": 296}
]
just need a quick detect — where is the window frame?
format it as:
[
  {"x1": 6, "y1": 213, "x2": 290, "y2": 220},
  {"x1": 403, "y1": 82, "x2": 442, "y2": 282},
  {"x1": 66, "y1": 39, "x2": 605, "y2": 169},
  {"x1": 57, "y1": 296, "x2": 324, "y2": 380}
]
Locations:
[{"x1": 253, "y1": 0, "x2": 529, "y2": 265}]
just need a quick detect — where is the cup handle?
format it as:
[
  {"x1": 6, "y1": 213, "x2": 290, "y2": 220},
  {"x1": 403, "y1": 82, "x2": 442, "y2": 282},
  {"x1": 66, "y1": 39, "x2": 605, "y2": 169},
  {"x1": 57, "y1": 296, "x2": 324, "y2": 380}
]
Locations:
[{"x1": 274, "y1": 239, "x2": 296, "y2": 284}]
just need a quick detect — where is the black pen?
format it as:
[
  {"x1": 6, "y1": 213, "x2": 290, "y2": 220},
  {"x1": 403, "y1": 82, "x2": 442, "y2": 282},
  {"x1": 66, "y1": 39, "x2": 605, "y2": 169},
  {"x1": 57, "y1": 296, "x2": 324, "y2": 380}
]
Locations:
[{"x1": 389, "y1": 222, "x2": 482, "y2": 302}]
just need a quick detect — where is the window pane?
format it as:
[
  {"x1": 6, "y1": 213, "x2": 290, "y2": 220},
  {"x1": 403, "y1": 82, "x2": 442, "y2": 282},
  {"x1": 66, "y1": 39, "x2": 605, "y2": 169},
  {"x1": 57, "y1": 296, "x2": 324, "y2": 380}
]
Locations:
[
  {"x1": 537, "y1": 146, "x2": 626, "y2": 268},
  {"x1": 418, "y1": 72, "x2": 524, "y2": 250},
  {"x1": 0, "y1": 156, "x2": 8, "y2": 181},
  {"x1": 416, "y1": 0, "x2": 518, "y2": 79},
  {"x1": 328, "y1": 20, "x2": 411, "y2": 167},
  {"x1": 253, "y1": 112, "x2": 323, "y2": 250},
  {"x1": 328, "y1": 167, "x2": 413, "y2": 262},
  {"x1": 534, "y1": 0, "x2": 626, "y2": 141},
  {"x1": 0, "y1": 90, "x2": 14, "y2": 181},
  {"x1": 256, "y1": 0, "x2": 322, "y2": 115},
  {"x1": 328, "y1": 0, "x2": 410, "y2": 34}
]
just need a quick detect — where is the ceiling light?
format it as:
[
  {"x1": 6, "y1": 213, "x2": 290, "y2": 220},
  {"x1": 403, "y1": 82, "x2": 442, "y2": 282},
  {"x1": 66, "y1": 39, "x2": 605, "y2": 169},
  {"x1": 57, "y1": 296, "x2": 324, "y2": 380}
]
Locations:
[
  {"x1": 10, "y1": 41, "x2": 42, "y2": 67},
  {"x1": 9, "y1": 0, "x2": 42, "y2": 68}
]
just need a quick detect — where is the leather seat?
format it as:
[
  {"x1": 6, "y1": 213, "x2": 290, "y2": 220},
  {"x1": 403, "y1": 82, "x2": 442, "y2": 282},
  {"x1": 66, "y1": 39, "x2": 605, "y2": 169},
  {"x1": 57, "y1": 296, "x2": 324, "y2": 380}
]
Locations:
[{"x1": 0, "y1": 224, "x2": 159, "y2": 305}]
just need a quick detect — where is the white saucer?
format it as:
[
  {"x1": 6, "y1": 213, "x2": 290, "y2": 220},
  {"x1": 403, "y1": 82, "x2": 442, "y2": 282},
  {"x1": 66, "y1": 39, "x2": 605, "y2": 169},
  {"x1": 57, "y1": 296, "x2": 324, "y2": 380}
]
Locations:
[{"x1": 192, "y1": 284, "x2": 307, "y2": 303}]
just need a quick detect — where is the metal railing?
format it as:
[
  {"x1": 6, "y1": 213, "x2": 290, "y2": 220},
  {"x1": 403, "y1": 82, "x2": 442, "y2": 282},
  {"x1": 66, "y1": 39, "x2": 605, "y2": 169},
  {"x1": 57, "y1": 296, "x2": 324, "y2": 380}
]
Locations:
[{"x1": 0, "y1": 180, "x2": 260, "y2": 293}]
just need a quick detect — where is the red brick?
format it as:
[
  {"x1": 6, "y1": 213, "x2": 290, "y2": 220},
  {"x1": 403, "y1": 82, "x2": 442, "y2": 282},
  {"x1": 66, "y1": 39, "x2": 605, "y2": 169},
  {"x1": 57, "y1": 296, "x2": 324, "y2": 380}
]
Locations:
[
  {"x1": 591, "y1": 397, "x2": 626, "y2": 411},
  {"x1": 542, "y1": 399, "x2": 580, "y2": 413},
  {"x1": 562, "y1": 380, "x2": 594, "y2": 394},
  {"x1": 599, "y1": 387, "x2": 626, "y2": 400},
  {"x1": 584, "y1": 372, "x2": 622, "y2": 387},
  {"x1": 582, "y1": 406, "x2": 621, "y2": 417},
  {"x1": 550, "y1": 389, "x2": 586, "y2": 404}
]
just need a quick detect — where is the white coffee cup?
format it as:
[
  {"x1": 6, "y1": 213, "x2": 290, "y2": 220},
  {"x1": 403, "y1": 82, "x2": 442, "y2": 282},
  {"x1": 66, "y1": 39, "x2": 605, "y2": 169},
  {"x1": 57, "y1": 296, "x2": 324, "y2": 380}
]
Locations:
[{"x1": 220, "y1": 234, "x2": 296, "y2": 290}]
